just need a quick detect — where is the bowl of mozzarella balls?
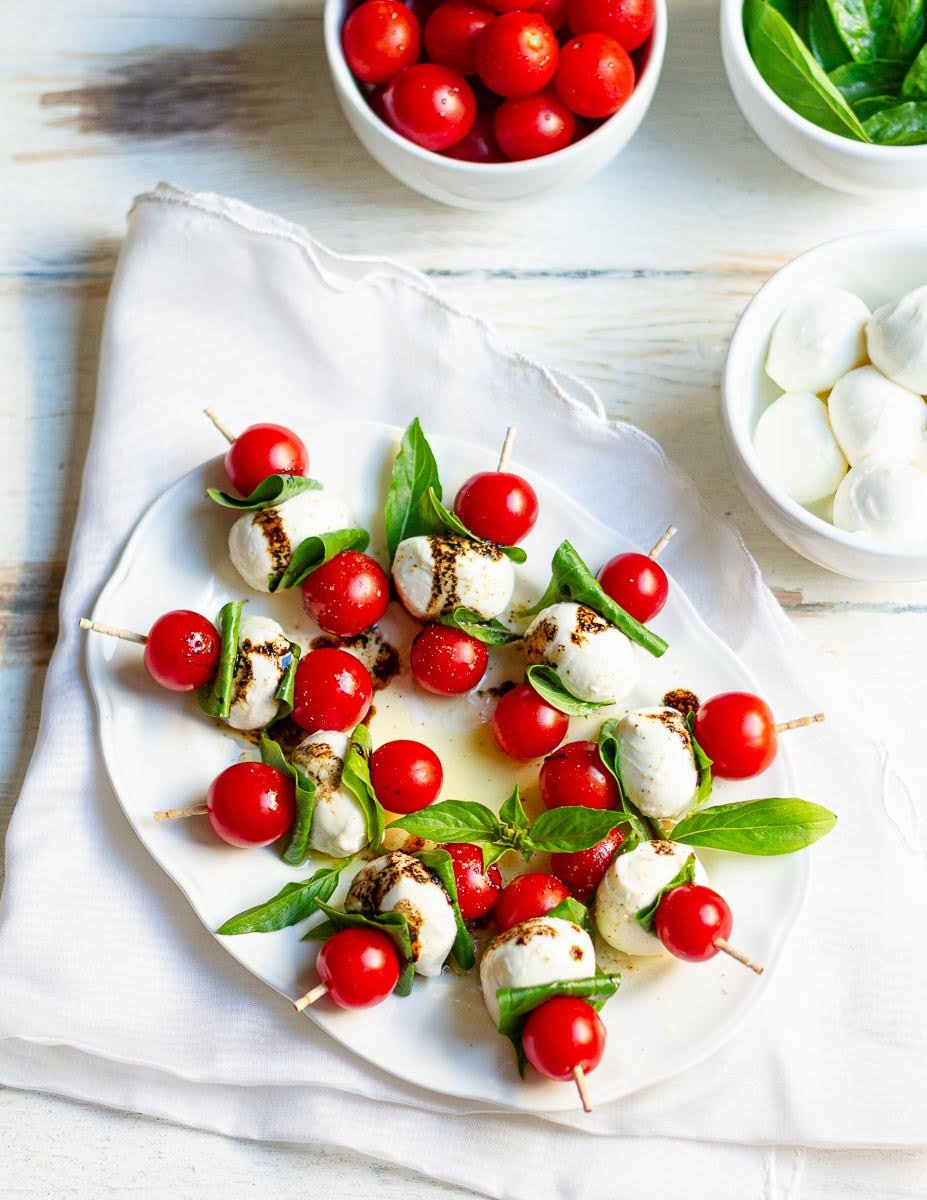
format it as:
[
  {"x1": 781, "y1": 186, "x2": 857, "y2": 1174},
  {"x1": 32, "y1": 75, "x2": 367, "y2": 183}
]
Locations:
[
  {"x1": 323, "y1": 0, "x2": 666, "y2": 208},
  {"x1": 723, "y1": 231, "x2": 927, "y2": 582}
]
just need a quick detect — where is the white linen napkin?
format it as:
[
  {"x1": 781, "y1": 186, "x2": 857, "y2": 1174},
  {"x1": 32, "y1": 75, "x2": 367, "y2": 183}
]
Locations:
[{"x1": 1, "y1": 184, "x2": 924, "y2": 1199}]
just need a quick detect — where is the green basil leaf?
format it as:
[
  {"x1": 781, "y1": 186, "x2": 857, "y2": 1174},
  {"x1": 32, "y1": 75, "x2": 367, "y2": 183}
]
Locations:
[
  {"x1": 216, "y1": 859, "x2": 349, "y2": 935},
  {"x1": 499, "y1": 785, "x2": 530, "y2": 832},
  {"x1": 438, "y1": 607, "x2": 522, "y2": 645},
  {"x1": 272, "y1": 641, "x2": 301, "y2": 724},
  {"x1": 863, "y1": 97, "x2": 927, "y2": 139},
  {"x1": 414, "y1": 848, "x2": 475, "y2": 971},
  {"x1": 496, "y1": 975, "x2": 621, "y2": 1078},
  {"x1": 902, "y1": 40, "x2": 927, "y2": 95},
  {"x1": 527, "y1": 806, "x2": 632, "y2": 854},
  {"x1": 304, "y1": 902, "x2": 415, "y2": 996},
  {"x1": 342, "y1": 724, "x2": 385, "y2": 852},
  {"x1": 384, "y1": 418, "x2": 444, "y2": 564},
  {"x1": 686, "y1": 711, "x2": 714, "y2": 811},
  {"x1": 525, "y1": 663, "x2": 614, "y2": 716},
  {"x1": 822, "y1": 0, "x2": 924, "y2": 64},
  {"x1": 633, "y1": 853, "x2": 696, "y2": 934},
  {"x1": 422, "y1": 488, "x2": 527, "y2": 564},
  {"x1": 597, "y1": 719, "x2": 663, "y2": 842},
  {"x1": 829, "y1": 57, "x2": 907, "y2": 102},
  {"x1": 206, "y1": 473, "x2": 322, "y2": 510},
  {"x1": 519, "y1": 540, "x2": 668, "y2": 658},
  {"x1": 260, "y1": 732, "x2": 318, "y2": 866},
  {"x1": 269, "y1": 528, "x2": 371, "y2": 592},
  {"x1": 852, "y1": 91, "x2": 903, "y2": 114},
  {"x1": 388, "y1": 799, "x2": 504, "y2": 849},
  {"x1": 196, "y1": 600, "x2": 243, "y2": 720},
  {"x1": 671, "y1": 797, "x2": 838, "y2": 855},
  {"x1": 547, "y1": 895, "x2": 595, "y2": 936},
  {"x1": 769, "y1": 0, "x2": 802, "y2": 29},
  {"x1": 744, "y1": 0, "x2": 872, "y2": 139},
  {"x1": 808, "y1": 0, "x2": 854, "y2": 68}
]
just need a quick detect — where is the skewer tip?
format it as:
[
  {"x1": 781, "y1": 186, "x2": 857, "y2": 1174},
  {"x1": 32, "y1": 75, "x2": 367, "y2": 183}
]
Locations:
[
  {"x1": 715, "y1": 939, "x2": 764, "y2": 975},
  {"x1": 153, "y1": 803, "x2": 209, "y2": 822},
  {"x1": 774, "y1": 712, "x2": 826, "y2": 734},
  {"x1": 293, "y1": 982, "x2": 329, "y2": 1012},
  {"x1": 572, "y1": 1065, "x2": 593, "y2": 1113},
  {"x1": 497, "y1": 426, "x2": 517, "y2": 473},
  {"x1": 203, "y1": 406, "x2": 236, "y2": 445},
  {"x1": 648, "y1": 525, "x2": 678, "y2": 560}
]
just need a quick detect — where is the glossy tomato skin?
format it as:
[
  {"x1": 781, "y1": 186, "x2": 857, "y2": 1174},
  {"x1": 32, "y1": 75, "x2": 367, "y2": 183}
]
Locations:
[
  {"x1": 597, "y1": 551, "x2": 668, "y2": 623},
  {"x1": 495, "y1": 88, "x2": 575, "y2": 160},
  {"x1": 550, "y1": 827, "x2": 625, "y2": 900},
  {"x1": 495, "y1": 872, "x2": 569, "y2": 931},
  {"x1": 568, "y1": 0, "x2": 654, "y2": 49},
  {"x1": 522, "y1": 996, "x2": 606, "y2": 1080},
  {"x1": 693, "y1": 691, "x2": 777, "y2": 779},
  {"x1": 475, "y1": 12, "x2": 559, "y2": 99},
  {"x1": 555, "y1": 32, "x2": 634, "y2": 117},
  {"x1": 654, "y1": 883, "x2": 733, "y2": 963},
  {"x1": 383, "y1": 63, "x2": 477, "y2": 150},
  {"x1": 441, "y1": 842, "x2": 503, "y2": 921},
  {"x1": 425, "y1": 2, "x2": 495, "y2": 75},
  {"x1": 342, "y1": 0, "x2": 422, "y2": 85},
  {"x1": 315, "y1": 927, "x2": 401, "y2": 1007},
  {"x1": 224, "y1": 423, "x2": 309, "y2": 497},
  {"x1": 454, "y1": 470, "x2": 540, "y2": 542},
  {"x1": 370, "y1": 739, "x2": 443, "y2": 813},
  {"x1": 301, "y1": 551, "x2": 390, "y2": 637},
  {"x1": 410, "y1": 625, "x2": 489, "y2": 695},
  {"x1": 143, "y1": 610, "x2": 220, "y2": 692},
  {"x1": 206, "y1": 762, "x2": 295, "y2": 848},
  {"x1": 443, "y1": 107, "x2": 506, "y2": 160},
  {"x1": 492, "y1": 684, "x2": 569, "y2": 759},
  {"x1": 291, "y1": 648, "x2": 373, "y2": 733},
  {"x1": 539, "y1": 740, "x2": 620, "y2": 810}
]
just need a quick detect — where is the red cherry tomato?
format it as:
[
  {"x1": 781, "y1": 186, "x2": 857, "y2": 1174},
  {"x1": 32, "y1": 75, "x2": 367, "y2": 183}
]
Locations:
[
  {"x1": 206, "y1": 761, "x2": 295, "y2": 848},
  {"x1": 494, "y1": 872, "x2": 569, "y2": 931},
  {"x1": 495, "y1": 85, "x2": 576, "y2": 161},
  {"x1": 532, "y1": 0, "x2": 569, "y2": 32},
  {"x1": 443, "y1": 106, "x2": 506, "y2": 160},
  {"x1": 654, "y1": 883, "x2": 733, "y2": 963},
  {"x1": 539, "y1": 739, "x2": 620, "y2": 810},
  {"x1": 425, "y1": 2, "x2": 495, "y2": 75},
  {"x1": 291, "y1": 648, "x2": 373, "y2": 733},
  {"x1": 555, "y1": 32, "x2": 634, "y2": 117},
  {"x1": 484, "y1": 0, "x2": 530, "y2": 10},
  {"x1": 342, "y1": 0, "x2": 422, "y2": 85},
  {"x1": 597, "y1": 551, "x2": 668, "y2": 623},
  {"x1": 492, "y1": 684, "x2": 569, "y2": 760},
  {"x1": 454, "y1": 470, "x2": 540, "y2": 542},
  {"x1": 693, "y1": 692, "x2": 777, "y2": 780},
  {"x1": 550, "y1": 827, "x2": 625, "y2": 900},
  {"x1": 441, "y1": 842, "x2": 502, "y2": 921},
  {"x1": 224, "y1": 423, "x2": 309, "y2": 497},
  {"x1": 410, "y1": 624, "x2": 489, "y2": 695},
  {"x1": 301, "y1": 551, "x2": 390, "y2": 637},
  {"x1": 315, "y1": 927, "x2": 401, "y2": 1007},
  {"x1": 370, "y1": 739, "x2": 443, "y2": 813},
  {"x1": 367, "y1": 83, "x2": 389, "y2": 121},
  {"x1": 522, "y1": 996, "x2": 606, "y2": 1081},
  {"x1": 143, "y1": 610, "x2": 219, "y2": 692},
  {"x1": 383, "y1": 63, "x2": 477, "y2": 150},
  {"x1": 568, "y1": 0, "x2": 654, "y2": 50},
  {"x1": 475, "y1": 12, "x2": 559, "y2": 99}
]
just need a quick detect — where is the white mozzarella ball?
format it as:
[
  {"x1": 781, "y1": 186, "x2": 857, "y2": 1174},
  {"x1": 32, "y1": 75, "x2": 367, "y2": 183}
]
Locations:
[
  {"x1": 345, "y1": 851, "x2": 457, "y2": 977},
  {"x1": 229, "y1": 489, "x2": 354, "y2": 593},
  {"x1": 832, "y1": 458, "x2": 927, "y2": 543},
  {"x1": 391, "y1": 535, "x2": 514, "y2": 621},
  {"x1": 523, "y1": 601, "x2": 636, "y2": 704},
  {"x1": 479, "y1": 916, "x2": 596, "y2": 1025},
  {"x1": 615, "y1": 707, "x2": 698, "y2": 821},
  {"x1": 595, "y1": 840, "x2": 708, "y2": 957},
  {"x1": 753, "y1": 393, "x2": 848, "y2": 504},
  {"x1": 766, "y1": 288, "x2": 870, "y2": 394},
  {"x1": 827, "y1": 366, "x2": 926, "y2": 466},
  {"x1": 867, "y1": 285, "x2": 927, "y2": 393},
  {"x1": 226, "y1": 615, "x2": 292, "y2": 731},
  {"x1": 290, "y1": 731, "x2": 368, "y2": 858}
]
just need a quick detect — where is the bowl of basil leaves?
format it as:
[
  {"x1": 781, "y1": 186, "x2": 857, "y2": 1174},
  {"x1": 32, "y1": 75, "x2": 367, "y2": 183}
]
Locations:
[{"x1": 721, "y1": 0, "x2": 927, "y2": 193}]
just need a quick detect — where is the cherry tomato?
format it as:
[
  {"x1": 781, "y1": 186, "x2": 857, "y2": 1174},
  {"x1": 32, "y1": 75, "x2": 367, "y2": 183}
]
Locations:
[
  {"x1": 495, "y1": 84, "x2": 576, "y2": 161},
  {"x1": 495, "y1": 872, "x2": 569, "y2": 931},
  {"x1": 410, "y1": 624, "x2": 488, "y2": 695},
  {"x1": 539, "y1": 739, "x2": 620, "y2": 810},
  {"x1": 315, "y1": 927, "x2": 401, "y2": 1007},
  {"x1": 441, "y1": 842, "x2": 502, "y2": 921},
  {"x1": 568, "y1": 0, "x2": 654, "y2": 50},
  {"x1": 693, "y1": 691, "x2": 776, "y2": 779},
  {"x1": 383, "y1": 63, "x2": 477, "y2": 151},
  {"x1": 475, "y1": 12, "x2": 559, "y2": 99},
  {"x1": 425, "y1": 2, "x2": 495, "y2": 75},
  {"x1": 597, "y1": 551, "x2": 668, "y2": 623},
  {"x1": 342, "y1": 0, "x2": 422, "y2": 85},
  {"x1": 301, "y1": 551, "x2": 390, "y2": 637},
  {"x1": 492, "y1": 684, "x2": 569, "y2": 760},
  {"x1": 443, "y1": 107, "x2": 506, "y2": 160},
  {"x1": 291, "y1": 648, "x2": 373, "y2": 733},
  {"x1": 367, "y1": 83, "x2": 389, "y2": 121},
  {"x1": 370, "y1": 739, "x2": 443, "y2": 813},
  {"x1": 522, "y1": 996, "x2": 606, "y2": 1081},
  {"x1": 454, "y1": 470, "x2": 540, "y2": 542},
  {"x1": 143, "y1": 610, "x2": 219, "y2": 692},
  {"x1": 550, "y1": 827, "x2": 625, "y2": 900},
  {"x1": 206, "y1": 761, "x2": 295, "y2": 848},
  {"x1": 654, "y1": 883, "x2": 733, "y2": 963},
  {"x1": 532, "y1": 0, "x2": 569, "y2": 32},
  {"x1": 224, "y1": 423, "x2": 308, "y2": 497},
  {"x1": 555, "y1": 33, "x2": 634, "y2": 117},
  {"x1": 484, "y1": 0, "x2": 530, "y2": 10}
]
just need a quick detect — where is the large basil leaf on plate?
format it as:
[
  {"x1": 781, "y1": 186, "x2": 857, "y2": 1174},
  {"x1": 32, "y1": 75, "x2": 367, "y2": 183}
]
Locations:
[
  {"x1": 303, "y1": 902, "x2": 417, "y2": 996},
  {"x1": 207, "y1": 474, "x2": 321, "y2": 510},
  {"x1": 216, "y1": 859, "x2": 349, "y2": 935},
  {"x1": 864, "y1": 97, "x2": 927, "y2": 139},
  {"x1": 671, "y1": 797, "x2": 837, "y2": 855}
]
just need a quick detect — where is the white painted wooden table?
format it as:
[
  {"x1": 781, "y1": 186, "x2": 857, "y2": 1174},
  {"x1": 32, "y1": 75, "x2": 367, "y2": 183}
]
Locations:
[{"x1": 1, "y1": 0, "x2": 926, "y2": 1195}]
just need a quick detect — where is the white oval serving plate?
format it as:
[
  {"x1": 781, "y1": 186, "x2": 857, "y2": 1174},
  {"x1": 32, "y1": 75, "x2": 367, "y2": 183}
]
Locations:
[{"x1": 85, "y1": 419, "x2": 805, "y2": 1113}]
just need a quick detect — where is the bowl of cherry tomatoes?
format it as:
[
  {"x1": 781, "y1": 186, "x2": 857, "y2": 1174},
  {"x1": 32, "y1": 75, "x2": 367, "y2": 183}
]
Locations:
[{"x1": 323, "y1": 0, "x2": 666, "y2": 208}]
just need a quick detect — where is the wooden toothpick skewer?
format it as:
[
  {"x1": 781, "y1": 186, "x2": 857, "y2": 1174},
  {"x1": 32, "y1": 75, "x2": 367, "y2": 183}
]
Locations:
[
  {"x1": 572, "y1": 1065, "x2": 592, "y2": 1113},
  {"x1": 497, "y1": 426, "x2": 516, "y2": 473},
  {"x1": 293, "y1": 983, "x2": 328, "y2": 1012},
  {"x1": 153, "y1": 804, "x2": 209, "y2": 822},
  {"x1": 79, "y1": 617, "x2": 147, "y2": 645},
  {"x1": 775, "y1": 713, "x2": 825, "y2": 734},
  {"x1": 715, "y1": 939, "x2": 764, "y2": 976},
  {"x1": 203, "y1": 407, "x2": 236, "y2": 445},
  {"x1": 648, "y1": 526, "x2": 677, "y2": 560}
]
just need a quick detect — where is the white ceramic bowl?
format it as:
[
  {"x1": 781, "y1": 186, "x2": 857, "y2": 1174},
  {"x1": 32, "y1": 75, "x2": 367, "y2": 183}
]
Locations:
[
  {"x1": 722, "y1": 230, "x2": 927, "y2": 582},
  {"x1": 720, "y1": 0, "x2": 927, "y2": 195},
  {"x1": 323, "y1": 0, "x2": 666, "y2": 209}
]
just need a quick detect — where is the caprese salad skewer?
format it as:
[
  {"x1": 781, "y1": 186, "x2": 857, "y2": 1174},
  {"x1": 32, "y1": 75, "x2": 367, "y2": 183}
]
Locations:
[{"x1": 694, "y1": 692, "x2": 825, "y2": 779}]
